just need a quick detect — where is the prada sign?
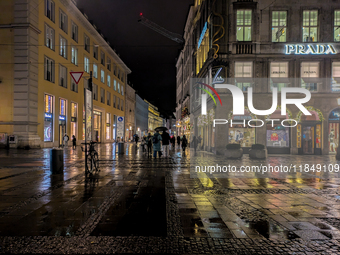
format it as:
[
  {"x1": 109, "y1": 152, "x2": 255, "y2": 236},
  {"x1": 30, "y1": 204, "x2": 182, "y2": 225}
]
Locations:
[{"x1": 285, "y1": 44, "x2": 337, "y2": 55}]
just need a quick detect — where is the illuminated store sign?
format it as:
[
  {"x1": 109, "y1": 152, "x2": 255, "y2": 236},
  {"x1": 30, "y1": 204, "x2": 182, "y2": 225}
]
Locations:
[
  {"x1": 59, "y1": 115, "x2": 66, "y2": 120},
  {"x1": 45, "y1": 113, "x2": 52, "y2": 118},
  {"x1": 197, "y1": 22, "x2": 207, "y2": 49},
  {"x1": 285, "y1": 44, "x2": 337, "y2": 55}
]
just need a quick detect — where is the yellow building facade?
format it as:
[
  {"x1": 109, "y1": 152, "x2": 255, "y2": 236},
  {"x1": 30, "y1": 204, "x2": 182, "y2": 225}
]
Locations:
[
  {"x1": 0, "y1": 0, "x2": 130, "y2": 148},
  {"x1": 145, "y1": 100, "x2": 163, "y2": 133}
]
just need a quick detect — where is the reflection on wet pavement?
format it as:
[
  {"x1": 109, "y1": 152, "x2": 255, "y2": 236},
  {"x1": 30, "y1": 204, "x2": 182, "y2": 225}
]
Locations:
[{"x1": 1, "y1": 144, "x2": 340, "y2": 243}]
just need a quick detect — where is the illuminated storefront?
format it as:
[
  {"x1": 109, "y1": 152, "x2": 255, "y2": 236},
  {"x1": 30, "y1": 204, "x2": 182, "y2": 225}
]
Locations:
[
  {"x1": 228, "y1": 112, "x2": 255, "y2": 151},
  {"x1": 44, "y1": 94, "x2": 53, "y2": 142},
  {"x1": 266, "y1": 109, "x2": 291, "y2": 154},
  {"x1": 70, "y1": 102, "x2": 77, "y2": 139},
  {"x1": 93, "y1": 110, "x2": 102, "y2": 142},
  {"x1": 106, "y1": 113, "x2": 111, "y2": 140},
  {"x1": 328, "y1": 108, "x2": 340, "y2": 154},
  {"x1": 297, "y1": 109, "x2": 323, "y2": 155},
  {"x1": 59, "y1": 98, "x2": 67, "y2": 146}
]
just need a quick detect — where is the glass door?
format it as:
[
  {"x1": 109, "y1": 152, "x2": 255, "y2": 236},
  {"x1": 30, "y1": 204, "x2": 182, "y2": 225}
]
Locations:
[{"x1": 302, "y1": 126, "x2": 314, "y2": 154}]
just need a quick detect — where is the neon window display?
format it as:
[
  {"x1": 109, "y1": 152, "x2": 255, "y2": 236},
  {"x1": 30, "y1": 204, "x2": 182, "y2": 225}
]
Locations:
[
  {"x1": 44, "y1": 94, "x2": 53, "y2": 142},
  {"x1": 329, "y1": 123, "x2": 339, "y2": 153},
  {"x1": 266, "y1": 124, "x2": 289, "y2": 147}
]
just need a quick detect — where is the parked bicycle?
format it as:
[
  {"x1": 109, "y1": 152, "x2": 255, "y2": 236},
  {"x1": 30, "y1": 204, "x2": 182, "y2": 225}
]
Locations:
[{"x1": 81, "y1": 141, "x2": 99, "y2": 176}]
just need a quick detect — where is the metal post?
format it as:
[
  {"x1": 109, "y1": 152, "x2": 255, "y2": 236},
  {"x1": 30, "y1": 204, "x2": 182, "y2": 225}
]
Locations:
[{"x1": 84, "y1": 71, "x2": 93, "y2": 173}]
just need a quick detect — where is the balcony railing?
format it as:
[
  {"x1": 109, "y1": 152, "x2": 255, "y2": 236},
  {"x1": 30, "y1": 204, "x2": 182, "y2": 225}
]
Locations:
[{"x1": 235, "y1": 42, "x2": 254, "y2": 54}]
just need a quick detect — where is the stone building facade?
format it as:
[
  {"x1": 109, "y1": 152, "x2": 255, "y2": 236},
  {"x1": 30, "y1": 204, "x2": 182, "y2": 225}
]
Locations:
[{"x1": 178, "y1": 0, "x2": 340, "y2": 155}]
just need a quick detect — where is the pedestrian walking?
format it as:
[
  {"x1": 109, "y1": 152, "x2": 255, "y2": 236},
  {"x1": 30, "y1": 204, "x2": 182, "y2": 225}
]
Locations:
[
  {"x1": 63, "y1": 133, "x2": 69, "y2": 148},
  {"x1": 146, "y1": 133, "x2": 153, "y2": 157},
  {"x1": 153, "y1": 130, "x2": 162, "y2": 158},
  {"x1": 177, "y1": 135, "x2": 181, "y2": 147},
  {"x1": 171, "y1": 136, "x2": 176, "y2": 149},
  {"x1": 135, "y1": 135, "x2": 139, "y2": 145},
  {"x1": 161, "y1": 131, "x2": 170, "y2": 157},
  {"x1": 72, "y1": 135, "x2": 76, "y2": 150},
  {"x1": 181, "y1": 135, "x2": 188, "y2": 154}
]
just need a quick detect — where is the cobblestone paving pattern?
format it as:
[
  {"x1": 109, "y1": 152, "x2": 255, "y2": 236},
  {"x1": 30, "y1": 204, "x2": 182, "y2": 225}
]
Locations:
[{"x1": 0, "y1": 144, "x2": 340, "y2": 253}]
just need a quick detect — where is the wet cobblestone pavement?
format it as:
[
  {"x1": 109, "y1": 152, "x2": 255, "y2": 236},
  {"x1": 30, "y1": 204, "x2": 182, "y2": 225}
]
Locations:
[{"x1": 1, "y1": 144, "x2": 340, "y2": 253}]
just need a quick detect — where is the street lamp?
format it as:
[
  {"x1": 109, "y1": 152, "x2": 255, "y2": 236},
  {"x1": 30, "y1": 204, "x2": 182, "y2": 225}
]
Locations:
[{"x1": 336, "y1": 98, "x2": 340, "y2": 160}]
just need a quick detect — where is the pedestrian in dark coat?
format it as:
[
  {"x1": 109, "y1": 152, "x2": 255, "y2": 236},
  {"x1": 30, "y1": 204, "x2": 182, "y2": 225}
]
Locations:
[
  {"x1": 182, "y1": 135, "x2": 188, "y2": 153},
  {"x1": 72, "y1": 135, "x2": 76, "y2": 150},
  {"x1": 177, "y1": 135, "x2": 181, "y2": 146}
]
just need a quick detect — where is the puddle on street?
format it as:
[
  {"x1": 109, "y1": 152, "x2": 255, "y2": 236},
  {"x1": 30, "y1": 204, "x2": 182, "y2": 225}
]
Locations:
[{"x1": 249, "y1": 220, "x2": 299, "y2": 240}]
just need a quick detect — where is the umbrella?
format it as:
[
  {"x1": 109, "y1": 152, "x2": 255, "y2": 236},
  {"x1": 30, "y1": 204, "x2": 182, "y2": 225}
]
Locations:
[{"x1": 155, "y1": 127, "x2": 168, "y2": 132}]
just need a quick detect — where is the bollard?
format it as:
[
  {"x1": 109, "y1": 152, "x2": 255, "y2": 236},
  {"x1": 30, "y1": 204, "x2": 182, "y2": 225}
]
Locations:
[
  {"x1": 50, "y1": 148, "x2": 64, "y2": 173},
  {"x1": 117, "y1": 142, "x2": 124, "y2": 154}
]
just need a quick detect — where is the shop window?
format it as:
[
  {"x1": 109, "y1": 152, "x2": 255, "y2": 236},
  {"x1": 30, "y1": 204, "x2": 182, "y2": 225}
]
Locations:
[
  {"x1": 106, "y1": 113, "x2": 111, "y2": 140},
  {"x1": 71, "y1": 21, "x2": 78, "y2": 42},
  {"x1": 59, "y1": 98, "x2": 66, "y2": 116},
  {"x1": 228, "y1": 115, "x2": 255, "y2": 147},
  {"x1": 44, "y1": 94, "x2": 54, "y2": 142},
  {"x1": 235, "y1": 62, "x2": 252, "y2": 91},
  {"x1": 236, "y1": 10, "x2": 252, "y2": 41},
  {"x1": 335, "y1": 11, "x2": 340, "y2": 42},
  {"x1": 266, "y1": 123, "x2": 289, "y2": 147},
  {"x1": 45, "y1": 0, "x2": 55, "y2": 22},
  {"x1": 332, "y1": 62, "x2": 340, "y2": 92},
  {"x1": 270, "y1": 62, "x2": 289, "y2": 91},
  {"x1": 71, "y1": 102, "x2": 77, "y2": 139},
  {"x1": 59, "y1": 64, "x2": 67, "y2": 88},
  {"x1": 45, "y1": 24, "x2": 54, "y2": 50},
  {"x1": 71, "y1": 46, "x2": 77, "y2": 65},
  {"x1": 272, "y1": 11, "x2": 287, "y2": 42},
  {"x1": 59, "y1": 9, "x2": 68, "y2": 33},
  {"x1": 44, "y1": 56, "x2": 55, "y2": 82},
  {"x1": 301, "y1": 62, "x2": 319, "y2": 91},
  {"x1": 303, "y1": 10, "x2": 318, "y2": 42}
]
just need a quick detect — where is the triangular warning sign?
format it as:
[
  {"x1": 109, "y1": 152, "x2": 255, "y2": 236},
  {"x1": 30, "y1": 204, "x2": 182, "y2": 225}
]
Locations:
[{"x1": 70, "y1": 72, "x2": 84, "y2": 84}]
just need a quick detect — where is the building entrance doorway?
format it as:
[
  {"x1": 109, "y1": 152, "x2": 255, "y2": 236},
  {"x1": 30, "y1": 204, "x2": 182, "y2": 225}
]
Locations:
[
  {"x1": 59, "y1": 121, "x2": 66, "y2": 147},
  {"x1": 93, "y1": 111, "x2": 102, "y2": 142},
  {"x1": 302, "y1": 126, "x2": 314, "y2": 154}
]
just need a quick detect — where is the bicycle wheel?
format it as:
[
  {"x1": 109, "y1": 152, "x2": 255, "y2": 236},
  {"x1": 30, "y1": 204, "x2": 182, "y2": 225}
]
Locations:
[
  {"x1": 93, "y1": 152, "x2": 99, "y2": 172},
  {"x1": 86, "y1": 154, "x2": 95, "y2": 175}
]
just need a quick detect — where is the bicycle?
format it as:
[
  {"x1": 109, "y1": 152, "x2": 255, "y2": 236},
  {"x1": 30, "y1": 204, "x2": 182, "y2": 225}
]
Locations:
[{"x1": 81, "y1": 141, "x2": 99, "y2": 176}]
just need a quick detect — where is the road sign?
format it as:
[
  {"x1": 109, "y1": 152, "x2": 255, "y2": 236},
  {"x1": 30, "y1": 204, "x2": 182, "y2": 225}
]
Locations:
[{"x1": 70, "y1": 72, "x2": 84, "y2": 84}]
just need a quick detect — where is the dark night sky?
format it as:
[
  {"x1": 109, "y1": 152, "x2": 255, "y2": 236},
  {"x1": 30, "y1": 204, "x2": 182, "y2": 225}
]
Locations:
[{"x1": 76, "y1": 0, "x2": 194, "y2": 116}]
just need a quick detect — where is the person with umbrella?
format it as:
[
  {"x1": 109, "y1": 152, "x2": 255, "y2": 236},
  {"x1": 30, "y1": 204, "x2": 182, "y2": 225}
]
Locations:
[{"x1": 152, "y1": 129, "x2": 162, "y2": 158}]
